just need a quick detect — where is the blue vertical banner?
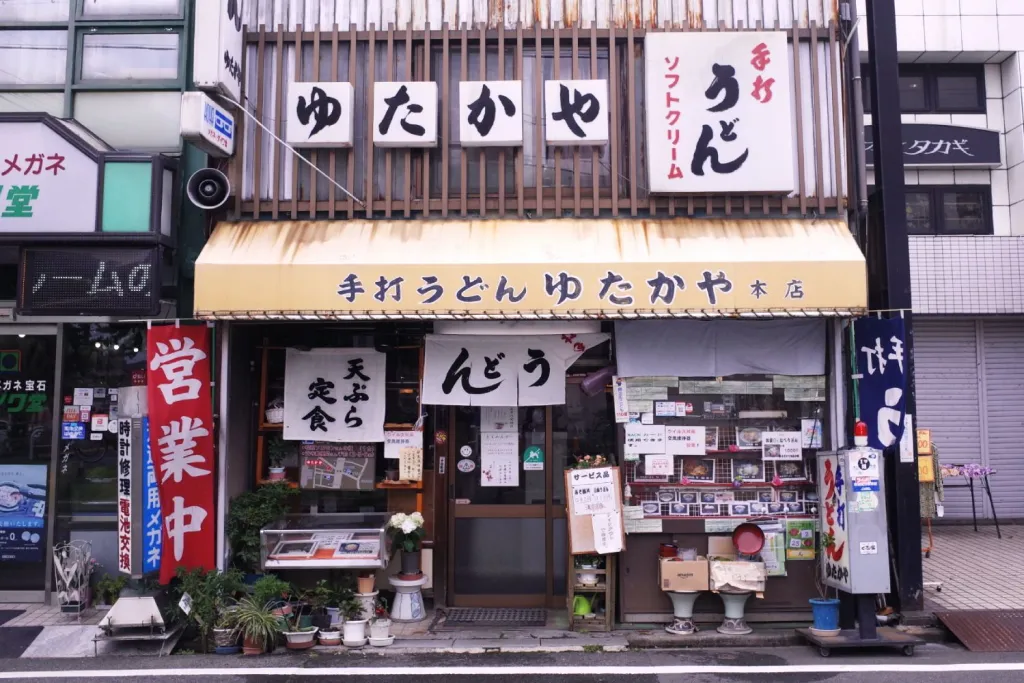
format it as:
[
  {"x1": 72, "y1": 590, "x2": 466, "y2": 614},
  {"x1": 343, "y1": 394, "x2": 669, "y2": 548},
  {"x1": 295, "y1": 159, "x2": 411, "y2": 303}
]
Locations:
[
  {"x1": 853, "y1": 316, "x2": 908, "y2": 450},
  {"x1": 141, "y1": 418, "x2": 163, "y2": 575}
]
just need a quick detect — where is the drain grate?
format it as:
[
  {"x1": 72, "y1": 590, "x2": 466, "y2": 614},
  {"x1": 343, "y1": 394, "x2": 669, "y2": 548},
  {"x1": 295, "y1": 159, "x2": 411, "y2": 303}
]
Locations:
[
  {"x1": 441, "y1": 608, "x2": 547, "y2": 628},
  {"x1": 936, "y1": 610, "x2": 1024, "y2": 652}
]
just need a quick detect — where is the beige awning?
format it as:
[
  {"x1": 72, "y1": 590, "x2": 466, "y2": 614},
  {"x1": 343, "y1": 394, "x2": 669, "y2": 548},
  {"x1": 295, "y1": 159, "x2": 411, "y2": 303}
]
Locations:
[{"x1": 194, "y1": 218, "x2": 866, "y2": 320}]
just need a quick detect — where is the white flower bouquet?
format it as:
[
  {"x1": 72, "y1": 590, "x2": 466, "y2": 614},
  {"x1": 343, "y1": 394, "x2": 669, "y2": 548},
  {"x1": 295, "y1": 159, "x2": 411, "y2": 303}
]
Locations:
[{"x1": 387, "y1": 512, "x2": 425, "y2": 553}]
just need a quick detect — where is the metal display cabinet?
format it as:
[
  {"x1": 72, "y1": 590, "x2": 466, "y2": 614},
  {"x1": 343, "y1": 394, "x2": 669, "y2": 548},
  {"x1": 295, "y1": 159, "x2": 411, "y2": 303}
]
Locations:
[{"x1": 260, "y1": 512, "x2": 392, "y2": 570}]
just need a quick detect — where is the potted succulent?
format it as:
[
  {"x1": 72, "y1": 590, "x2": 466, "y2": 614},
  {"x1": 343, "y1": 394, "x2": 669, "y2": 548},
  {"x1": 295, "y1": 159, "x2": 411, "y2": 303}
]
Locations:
[
  {"x1": 266, "y1": 437, "x2": 290, "y2": 481},
  {"x1": 233, "y1": 597, "x2": 281, "y2": 655},
  {"x1": 341, "y1": 597, "x2": 368, "y2": 647},
  {"x1": 387, "y1": 511, "x2": 426, "y2": 577},
  {"x1": 368, "y1": 597, "x2": 392, "y2": 646},
  {"x1": 574, "y1": 554, "x2": 604, "y2": 586}
]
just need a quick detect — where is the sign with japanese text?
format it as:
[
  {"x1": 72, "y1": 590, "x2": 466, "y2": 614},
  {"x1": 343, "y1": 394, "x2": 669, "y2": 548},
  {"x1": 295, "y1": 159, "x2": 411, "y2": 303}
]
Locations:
[
  {"x1": 459, "y1": 81, "x2": 524, "y2": 147},
  {"x1": 0, "y1": 464, "x2": 47, "y2": 564},
  {"x1": 384, "y1": 430, "x2": 422, "y2": 460},
  {"x1": 853, "y1": 316, "x2": 907, "y2": 451},
  {"x1": 283, "y1": 348, "x2": 386, "y2": 442},
  {"x1": 0, "y1": 122, "x2": 97, "y2": 233},
  {"x1": 373, "y1": 82, "x2": 439, "y2": 147},
  {"x1": 286, "y1": 82, "x2": 355, "y2": 148},
  {"x1": 819, "y1": 452, "x2": 850, "y2": 590},
  {"x1": 665, "y1": 425, "x2": 706, "y2": 456},
  {"x1": 645, "y1": 32, "x2": 795, "y2": 193},
  {"x1": 193, "y1": 0, "x2": 244, "y2": 101},
  {"x1": 865, "y1": 124, "x2": 1001, "y2": 168},
  {"x1": 117, "y1": 418, "x2": 132, "y2": 575},
  {"x1": 544, "y1": 80, "x2": 609, "y2": 145},
  {"x1": 422, "y1": 333, "x2": 608, "y2": 406},
  {"x1": 141, "y1": 418, "x2": 162, "y2": 575},
  {"x1": 147, "y1": 325, "x2": 215, "y2": 585},
  {"x1": 761, "y1": 431, "x2": 802, "y2": 461},
  {"x1": 569, "y1": 470, "x2": 617, "y2": 515},
  {"x1": 624, "y1": 424, "x2": 666, "y2": 454},
  {"x1": 180, "y1": 92, "x2": 235, "y2": 158}
]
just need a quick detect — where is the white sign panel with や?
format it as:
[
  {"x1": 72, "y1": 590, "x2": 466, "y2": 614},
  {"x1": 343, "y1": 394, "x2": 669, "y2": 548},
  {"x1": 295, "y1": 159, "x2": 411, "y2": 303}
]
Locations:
[{"x1": 568, "y1": 468, "x2": 618, "y2": 515}]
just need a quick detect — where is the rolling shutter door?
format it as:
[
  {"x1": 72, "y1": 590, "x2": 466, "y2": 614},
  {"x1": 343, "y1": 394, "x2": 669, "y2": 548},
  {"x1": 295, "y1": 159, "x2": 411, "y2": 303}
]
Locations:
[
  {"x1": 913, "y1": 318, "x2": 980, "y2": 519},
  {"x1": 981, "y1": 319, "x2": 1024, "y2": 519}
]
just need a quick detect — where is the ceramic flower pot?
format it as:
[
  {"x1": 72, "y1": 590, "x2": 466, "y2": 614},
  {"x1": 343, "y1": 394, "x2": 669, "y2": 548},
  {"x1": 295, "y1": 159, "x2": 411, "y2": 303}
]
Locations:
[
  {"x1": 242, "y1": 636, "x2": 265, "y2": 656},
  {"x1": 576, "y1": 571, "x2": 599, "y2": 586},
  {"x1": 342, "y1": 619, "x2": 368, "y2": 646},
  {"x1": 369, "y1": 619, "x2": 391, "y2": 640},
  {"x1": 213, "y1": 628, "x2": 238, "y2": 648},
  {"x1": 283, "y1": 628, "x2": 318, "y2": 650},
  {"x1": 318, "y1": 630, "x2": 342, "y2": 646},
  {"x1": 357, "y1": 574, "x2": 376, "y2": 594}
]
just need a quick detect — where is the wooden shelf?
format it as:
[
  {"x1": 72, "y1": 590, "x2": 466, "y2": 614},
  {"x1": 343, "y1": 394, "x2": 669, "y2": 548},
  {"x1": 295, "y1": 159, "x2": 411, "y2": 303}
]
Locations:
[
  {"x1": 258, "y1": 479, "x2": 299, "y2": 488},
  {"x1": 260, "y1": 423, "x2": 283, "y2": 431},
  {"x1": 629, "y1": 481, "x2": 811, "y2": 488},
  {"x1": 375, "y1": 481, "x2": 423, "y2": 490}
]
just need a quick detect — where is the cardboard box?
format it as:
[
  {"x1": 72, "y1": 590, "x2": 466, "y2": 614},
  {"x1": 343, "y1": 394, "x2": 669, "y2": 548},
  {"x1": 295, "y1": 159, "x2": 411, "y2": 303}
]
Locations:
[
  {"x1": 659, "y1": 557, "x2": 710, "y2": 591},
  {"x1": 708, "y1": 536, "x2": 736, "y2": 559}
]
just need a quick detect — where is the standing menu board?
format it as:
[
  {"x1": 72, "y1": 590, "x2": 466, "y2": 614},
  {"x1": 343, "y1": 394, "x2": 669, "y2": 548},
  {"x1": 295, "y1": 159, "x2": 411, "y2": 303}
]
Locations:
[{"x1": 565, "y1": 466, "x2": 626, "y2": 555}]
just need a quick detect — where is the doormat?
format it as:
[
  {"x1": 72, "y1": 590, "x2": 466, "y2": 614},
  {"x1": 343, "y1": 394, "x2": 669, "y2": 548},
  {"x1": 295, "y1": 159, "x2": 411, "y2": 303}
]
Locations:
[
  {"x1": 0, "y1": 626, "x2": 42, "y2": 658},
  {"x1": 0, "y1": 611, "x2": 25, "y2": 627},
  {"x1": 436, "y1": 608, "x2": 547, "y2": 629},
  {"x1": 936, "y1": 610, "x2": 1024, "y2": 652}
]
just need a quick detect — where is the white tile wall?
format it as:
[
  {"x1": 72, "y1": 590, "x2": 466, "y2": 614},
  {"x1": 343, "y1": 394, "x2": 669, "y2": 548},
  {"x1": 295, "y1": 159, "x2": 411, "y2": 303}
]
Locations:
[{"x1": 910, "y1": 237, "x2": 1024, "y2": 313}]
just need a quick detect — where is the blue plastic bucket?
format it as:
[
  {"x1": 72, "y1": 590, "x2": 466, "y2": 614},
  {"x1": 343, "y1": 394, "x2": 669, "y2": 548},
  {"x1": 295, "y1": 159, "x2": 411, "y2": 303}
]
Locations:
[{"x1": 809, "y1": 598, "x2": 840, "y2": 631}]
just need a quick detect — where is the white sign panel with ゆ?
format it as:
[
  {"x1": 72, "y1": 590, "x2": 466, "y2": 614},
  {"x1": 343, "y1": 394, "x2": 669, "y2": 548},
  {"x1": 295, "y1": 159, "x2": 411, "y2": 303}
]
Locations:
[
  {"x1": 644, "y1": 31, "x2": 795, "y2": 194},
  {"x1": 286, "y1": 82, "x2": 355, "y2": 148}
]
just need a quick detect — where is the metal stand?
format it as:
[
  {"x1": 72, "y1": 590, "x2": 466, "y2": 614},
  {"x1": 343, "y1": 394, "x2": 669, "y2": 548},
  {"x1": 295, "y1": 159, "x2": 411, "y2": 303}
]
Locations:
[
  {"x1": 943, "y1": 471, "x2": 1001, "y2": 539},
  {"x1": 797, "y1": 593, "x2": 923, "y2": 657}
]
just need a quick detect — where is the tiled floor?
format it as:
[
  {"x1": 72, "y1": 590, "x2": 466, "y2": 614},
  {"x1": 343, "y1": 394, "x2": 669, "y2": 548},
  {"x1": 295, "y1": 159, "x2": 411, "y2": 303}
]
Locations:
[
  {"x1": 0, "y1": 604, "x2": 105, "y2": 627},
  {"x1": 923, "y1": 524, "x2": 1023, "y2": 612}
]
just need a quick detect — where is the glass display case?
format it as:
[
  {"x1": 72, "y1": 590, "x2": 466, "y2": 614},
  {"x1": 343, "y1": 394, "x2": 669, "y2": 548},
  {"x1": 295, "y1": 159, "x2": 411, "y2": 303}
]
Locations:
[{"x1": 260, "y1": 512, "x2": 392, "y2": 570}]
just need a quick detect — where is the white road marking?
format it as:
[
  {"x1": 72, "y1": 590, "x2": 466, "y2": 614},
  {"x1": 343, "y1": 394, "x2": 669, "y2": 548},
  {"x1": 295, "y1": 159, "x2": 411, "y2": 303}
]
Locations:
[{"x1": 2, "y1": 663, "x2": 1024, "y2": 679}]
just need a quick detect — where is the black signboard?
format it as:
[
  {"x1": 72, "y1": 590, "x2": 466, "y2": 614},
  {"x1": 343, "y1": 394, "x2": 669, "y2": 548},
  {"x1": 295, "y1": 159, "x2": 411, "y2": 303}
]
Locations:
[
  {"x1": 865, "y1": 123, "x2": 1001, "y2": 168},
  {"x1": 18, "y1": 246, "x2": 161, "y2": 316}
]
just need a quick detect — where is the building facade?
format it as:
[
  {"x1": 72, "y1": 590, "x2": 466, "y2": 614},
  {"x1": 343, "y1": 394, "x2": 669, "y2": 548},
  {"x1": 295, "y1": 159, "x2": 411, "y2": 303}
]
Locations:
[
  {"x1": 858, "y1": 0, "x2": 1024, "y2": 521},
  {"x1": 0, "y1": 0, "x2": 206, "y2": 602}
]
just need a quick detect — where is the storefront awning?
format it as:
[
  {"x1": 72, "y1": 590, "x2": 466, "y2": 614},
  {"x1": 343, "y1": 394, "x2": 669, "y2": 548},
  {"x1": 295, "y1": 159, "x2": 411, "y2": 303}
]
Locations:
[{"x1": 194, "y1": 218, "x2": 866, "y2": 320}]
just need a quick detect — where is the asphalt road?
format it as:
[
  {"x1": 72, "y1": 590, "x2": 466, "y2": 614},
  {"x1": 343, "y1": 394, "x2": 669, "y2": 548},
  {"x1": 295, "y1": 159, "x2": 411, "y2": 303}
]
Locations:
[{"x1": 2, "y1": 646, "x2": 1024, "y2": 683}]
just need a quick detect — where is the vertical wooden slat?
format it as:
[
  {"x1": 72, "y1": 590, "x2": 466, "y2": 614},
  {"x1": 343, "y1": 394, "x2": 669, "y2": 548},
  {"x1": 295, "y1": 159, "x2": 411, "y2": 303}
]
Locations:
[
  {"x1": 367, "y1": 25, "x2": 376, "y2": 216},
  {"x1": 460, "y1": 28, "x2": 469, "y2": 216},
  {"x1": 516, "y1": 26, "x2": 524, "y2": 217},
  {"x1": 791, "y1": 26, "x2": 806, "y2": 214},
  {"x1": 626, "y1": 21, "x2": 637, "y2": 216},
  {"x1": 311, "y1": 25, "x2": 321, "y2": 216},
  {"x1": 589, "y1": 23, "x2": 598, "y2": 217},
  {"x1": 442, "y1": 23, "x2": 450, "y2": 217},
  {"x1": 534, "y1": 22, "x2": 543, "y2": 217},
  {"x1": 479, "y1": 23, "x2": 487, "y2": 213},
  {"x1": 571, "y1": 24, "x2": 580, "y2": 217},
  {"x1": 253, "y1": 25, "x2": 266, "y2": 215},
  {"x1": 328, "y1": 24, "x2": 339, "y2": 219},
  {"x1": 346, "y1": 24, "x2": 357, "y2": 217},
  {"x1": 607, "y1": 24, "x2": 618, "y2": 216},
  {"x1": 272, "y1": 24, "x2": 284, "y2": 219},
  {"x1": 233, "y1": 27, "x2": 247, "y2": 217},
  {"x1": 291, "y1": 25, "x2": 301, "y2": 219},
  {"x1": 385, "y1": 27, "x2": 394, "y2": 217},
  {"x1": 554, "y1": 26, "x2": 562, "y2": 216},
  {"x1": 810, "y1": 20, "x2": 825, "y2": 215},
  {"x1": 497, "y1": 28, "x2": 506, "y2": 217},
  {"x1": 829, "y1": 23, "x2": 845, "y2": 214},
  {"x1": 405, "y1": 23, "x2": 413, "y2": 217},
  {"x1": 423, "y1": 22, "x2": 432, "y2": 217}
]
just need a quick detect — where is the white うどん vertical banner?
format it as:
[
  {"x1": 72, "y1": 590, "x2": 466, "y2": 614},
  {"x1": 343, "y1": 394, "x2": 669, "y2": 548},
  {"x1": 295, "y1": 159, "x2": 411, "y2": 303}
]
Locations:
[
  {"x1": 421, "y1": 334, "x2": 609, "y2": 406},
  {"x1": 283, "y1": 349, "x2": 386, "y2": 443}
]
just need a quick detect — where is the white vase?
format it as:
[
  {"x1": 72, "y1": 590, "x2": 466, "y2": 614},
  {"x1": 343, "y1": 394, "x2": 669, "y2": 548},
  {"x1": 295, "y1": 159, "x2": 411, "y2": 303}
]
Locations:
[
  {"x1": 343, "y1": 619, "x2": 368, "y2": 646},
  {"x1": 577, "y1": 571, "x2": 599, "y2": 586}
]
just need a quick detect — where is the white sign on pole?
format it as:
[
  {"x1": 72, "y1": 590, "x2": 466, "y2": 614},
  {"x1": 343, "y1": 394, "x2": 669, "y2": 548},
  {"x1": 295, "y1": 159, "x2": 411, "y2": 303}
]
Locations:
[
  {"x1": 180, "y1": 92, "x2": 236, "y2": 157},
  {"x1": 286, "y1": 82, "x2": 356, "y2": 148},
  {"x1": 0, "y1": 122, "x2": 98, "y2": 234},
  {"x1": 384, "y1": 430, "x2": 422, "y2": 459},
  {"x1": 459, "y1": 81, "x2": 524, "y2": 147},
  {"x1": 372, "y1": 82, "x2": 439, "y2": 147},
  {"x1": 644, "y1": 31, "x2": 795, "y2": 193},
  {"x1": 623, "y1": 424, "x2": 666, "y2": 454},
  {"x1": 283, "y1": 349, "x2": 386, "y2": 442},
  {"x1": 544, "y1": 80, "x2": 610, "y2": 145},
  {"x1": 193, "y1": 0, "x2": 244, "y2": 101},
  {"x1": 665, "y1": 425, "x2": 706, "y2": 455}
]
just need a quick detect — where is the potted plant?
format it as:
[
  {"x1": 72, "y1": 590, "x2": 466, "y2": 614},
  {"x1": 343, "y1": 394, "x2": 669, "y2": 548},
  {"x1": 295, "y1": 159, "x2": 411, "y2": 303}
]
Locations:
[
  {"x1": 281, "y1": 608, "x2": 319, "y2": 650},
  {"x1": 301, "y1": 580, "x2": 334, "y2": 630},
  {"x1": 574, "y1": 554, "x2": 604, "y2": 586},
  {"x1": 368, "y1": 597, "x2": 392, "y2": 646},
  {"x1": 251, "y1": 574, "x2": 292, "y2": 617},
  {"x1": 94, "y1": 573, "x2": 128, "y2": 609},
  {"x1": 171, "y1": 567, "x2": 246, "y2": 653},
  {"x1": 809, "y1": 534, "x2": 840, "y2": 636},
  {"x1": 266, "y1": 437, "x2": 290, "y2": 482},
  {"x1": 341, "y1": 597, "x2": 368, "y2": 647},
  {"x1": 387, "y1": 511, "x2": 426, "y2": 577},
  {"x1": 356, "y1": 572, "x2": 376, "y2": 595},
  {"x1": 326, "y1": 580, "x2": 355, "y2": 628},
  {"x1": 212, "y1": 606, "x2": 240, "y2": 654},
  {"x1": 318, "y1": 623, "x2": 342, "y2": 646},
  {"x1": 233, "y1": 597, "x2": 281, "y2": 655},
  {"x1": 226, "y1": 482, "x2": 296, "y2": 577}
]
